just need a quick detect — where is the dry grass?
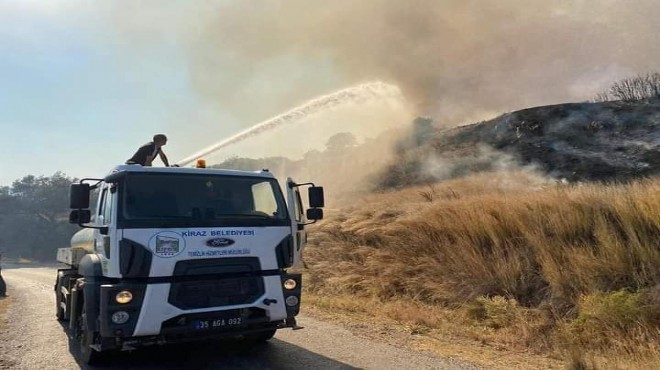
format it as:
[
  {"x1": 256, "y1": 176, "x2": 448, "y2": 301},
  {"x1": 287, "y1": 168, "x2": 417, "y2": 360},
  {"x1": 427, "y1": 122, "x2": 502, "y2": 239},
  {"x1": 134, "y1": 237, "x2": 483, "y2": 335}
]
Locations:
[
  {"x1": 304, "y1": 171, "x2": 660, "y2": 365},
  {"x1": 0, "y1": 296, "x2": 9, "y2": 330},
  {"x1": 303, "y1": 293, "x2": 568, "y2": 369}
]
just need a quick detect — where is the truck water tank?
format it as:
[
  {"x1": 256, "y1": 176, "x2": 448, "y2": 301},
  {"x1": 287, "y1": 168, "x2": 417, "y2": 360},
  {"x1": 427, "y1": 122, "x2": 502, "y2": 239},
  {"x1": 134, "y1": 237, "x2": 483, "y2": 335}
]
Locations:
[{"x1": 70, "y1": 228, "x2": 96, "y2": 254}]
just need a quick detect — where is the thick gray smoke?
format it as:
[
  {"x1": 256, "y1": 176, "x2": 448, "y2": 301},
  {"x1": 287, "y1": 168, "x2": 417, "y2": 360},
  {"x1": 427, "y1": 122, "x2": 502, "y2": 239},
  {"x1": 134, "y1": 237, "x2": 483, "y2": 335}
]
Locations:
[
  {"x1": 177, "y1": 0, "x2": 660, "y2": 125},
  {"x1": 101, "y1": 0, "x2": 660, "y2": 190},
  {"x1": 102, "y1": 0, "x2": 660, "y2": 126}
]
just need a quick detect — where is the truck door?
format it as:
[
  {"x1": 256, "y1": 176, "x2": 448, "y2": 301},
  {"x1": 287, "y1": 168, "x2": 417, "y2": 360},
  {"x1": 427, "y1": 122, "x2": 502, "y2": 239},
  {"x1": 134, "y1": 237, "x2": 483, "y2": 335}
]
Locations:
[
  {"x1": 286, "y1": 178, "x2": 307, "y2": 267},
  {"x1": 95, "y1": 183, "x2": 116, "y2": 276}
]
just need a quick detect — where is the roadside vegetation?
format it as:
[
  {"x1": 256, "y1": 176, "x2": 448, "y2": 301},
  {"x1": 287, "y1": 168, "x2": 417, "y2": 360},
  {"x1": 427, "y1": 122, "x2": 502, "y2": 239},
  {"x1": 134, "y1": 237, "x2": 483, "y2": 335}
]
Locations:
[
  {"x1": 0, "y1": 173, "x2": 77, "y2": 261},
  {"x1": 0, "y1": 296, "x2": 9, "y2": 330},
  {"x1": 303, "y1": 171, "x2": 660, "y2": 367}
]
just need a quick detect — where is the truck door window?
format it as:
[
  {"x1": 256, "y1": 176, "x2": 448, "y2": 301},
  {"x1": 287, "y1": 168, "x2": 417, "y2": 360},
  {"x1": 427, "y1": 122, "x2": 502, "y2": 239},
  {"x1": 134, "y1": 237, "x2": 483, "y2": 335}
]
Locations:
[
  {"x1": 102, "y1": 188, "x2": 113, "y2": 225},
  {"x1": 252, "y1": 181, "x2": 283, "y2": 217},
  {"x1": 294, "y1": 191, "x2": 304, "y2": 222},
  {"x1": 98, "y1": 188, "x2": 113, "y2": 225},
  {"x1": 98, "y1": 189, "x2": 107, "y2": 224}
]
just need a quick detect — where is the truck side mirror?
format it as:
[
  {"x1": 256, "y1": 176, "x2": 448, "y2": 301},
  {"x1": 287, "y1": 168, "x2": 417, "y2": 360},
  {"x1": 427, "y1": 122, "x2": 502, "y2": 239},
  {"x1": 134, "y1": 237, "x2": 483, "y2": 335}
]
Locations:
[
  {"x1": 308, "y1": 186, "x2": 325, "y2": 208},
  {"x1": 70, "y1": 184, "x2": 91, "y2": 209},
  {"x1": 306, "y1": 208, "x2": 323, "y2": 220},
  {"x1": 69, "y1": 210, "x2": 91, "y2": 224}
]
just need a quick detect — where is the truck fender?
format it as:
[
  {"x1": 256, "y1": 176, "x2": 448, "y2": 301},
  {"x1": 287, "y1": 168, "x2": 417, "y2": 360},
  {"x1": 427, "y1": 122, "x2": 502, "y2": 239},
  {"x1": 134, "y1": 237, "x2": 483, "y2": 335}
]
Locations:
[
  {"x1": 77, "y1": 254, "x2": 104, "y2": 332},
  {"x1": 78, "y1": 254, "x2": 103, "y2": 277}
]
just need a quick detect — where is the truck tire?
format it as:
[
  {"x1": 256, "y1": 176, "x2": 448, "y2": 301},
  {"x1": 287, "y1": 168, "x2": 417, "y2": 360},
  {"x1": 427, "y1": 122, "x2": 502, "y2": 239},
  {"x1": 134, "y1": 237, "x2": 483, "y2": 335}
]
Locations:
[
  {"x1": 55, "y1": 274, "x2": 65, "y2": 321},
  {"x1": 78, "y1": 301, "x2": 107, "y2": 365}
]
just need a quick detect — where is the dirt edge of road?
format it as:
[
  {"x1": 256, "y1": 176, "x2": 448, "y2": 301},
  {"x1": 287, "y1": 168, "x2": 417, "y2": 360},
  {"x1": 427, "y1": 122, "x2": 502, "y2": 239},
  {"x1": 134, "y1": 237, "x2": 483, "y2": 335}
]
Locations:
[
  {"x1": 0, "y1": 296, "x2": 8, "y2": 328},
  {"x1": 302, "y1": 294, "x2": 567, "y2": 370},
  {"x1": 0, "y1": 296, "x2": 18, "y2": 369},
  {"x1": 0, "y1": 265, "x2": 562, "y2": 369}
]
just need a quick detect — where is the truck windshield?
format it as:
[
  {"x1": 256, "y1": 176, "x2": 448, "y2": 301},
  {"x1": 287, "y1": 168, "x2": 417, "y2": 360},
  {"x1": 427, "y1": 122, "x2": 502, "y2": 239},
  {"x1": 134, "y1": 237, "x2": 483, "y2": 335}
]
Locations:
[{"x1": 118, "y1": 173, "x2": 289, "y2": 228}]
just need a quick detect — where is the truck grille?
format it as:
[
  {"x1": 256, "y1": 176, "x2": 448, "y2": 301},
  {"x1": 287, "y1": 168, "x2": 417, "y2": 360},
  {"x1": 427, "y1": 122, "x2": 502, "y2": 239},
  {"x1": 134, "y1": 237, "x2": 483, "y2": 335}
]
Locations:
[{"x1": 168, "y1": 257, "x2": 265, "y2": 310}]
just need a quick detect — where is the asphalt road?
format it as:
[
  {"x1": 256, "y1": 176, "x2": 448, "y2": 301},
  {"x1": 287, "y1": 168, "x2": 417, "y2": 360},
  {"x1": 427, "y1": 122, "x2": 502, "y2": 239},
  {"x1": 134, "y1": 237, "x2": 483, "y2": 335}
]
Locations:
[{"x1": 0, "y1": 266, "x2": 479, "y2": 370}]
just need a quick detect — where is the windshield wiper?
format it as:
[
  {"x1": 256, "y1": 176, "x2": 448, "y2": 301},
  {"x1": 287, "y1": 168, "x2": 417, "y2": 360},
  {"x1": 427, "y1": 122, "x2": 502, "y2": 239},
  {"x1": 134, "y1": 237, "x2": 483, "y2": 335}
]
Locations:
[{"x1": 215, "y1": 213, "x2": 275, "y2": 219}]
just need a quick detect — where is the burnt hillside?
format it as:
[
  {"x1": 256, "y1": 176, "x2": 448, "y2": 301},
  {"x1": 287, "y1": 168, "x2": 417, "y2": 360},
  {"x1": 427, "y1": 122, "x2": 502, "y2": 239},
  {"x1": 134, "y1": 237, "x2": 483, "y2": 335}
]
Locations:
[{"x1": 378, "y1": 100, "x2": 660, "y2": 188}]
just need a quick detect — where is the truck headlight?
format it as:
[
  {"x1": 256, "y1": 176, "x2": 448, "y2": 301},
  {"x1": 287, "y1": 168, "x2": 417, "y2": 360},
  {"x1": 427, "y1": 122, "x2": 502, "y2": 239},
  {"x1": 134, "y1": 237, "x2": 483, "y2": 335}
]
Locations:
[
  {"x1": 283, "y1": 279, "x2": 297, "y2": 290},
  {"x1": 111, "y1": 311, "x2": 130, "y2": 324},
  {"x1": 115, "y1": 290, "x2": 133, "y2": 304}
]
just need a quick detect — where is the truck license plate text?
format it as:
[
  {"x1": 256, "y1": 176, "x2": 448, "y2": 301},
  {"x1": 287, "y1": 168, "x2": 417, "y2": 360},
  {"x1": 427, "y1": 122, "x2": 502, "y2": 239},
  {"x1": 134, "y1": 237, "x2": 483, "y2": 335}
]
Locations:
[{"x1": 194, "y1": 317, "x2": 243, "y2": 330}]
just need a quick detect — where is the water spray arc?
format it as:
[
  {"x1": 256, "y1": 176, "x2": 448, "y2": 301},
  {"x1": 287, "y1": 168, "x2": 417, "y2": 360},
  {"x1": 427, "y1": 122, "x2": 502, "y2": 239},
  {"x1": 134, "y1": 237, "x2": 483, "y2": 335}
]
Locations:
[{"x1": 176, "y1": 82, "x2": 404, "y2": 166}]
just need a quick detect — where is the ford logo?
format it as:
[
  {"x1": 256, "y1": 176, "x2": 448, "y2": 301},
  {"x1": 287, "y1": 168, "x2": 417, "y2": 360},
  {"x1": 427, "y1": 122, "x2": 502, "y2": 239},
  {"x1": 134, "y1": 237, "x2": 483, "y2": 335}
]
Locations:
[{"x1": 206, "y1": 238, "x2": 235, "y2": 248}]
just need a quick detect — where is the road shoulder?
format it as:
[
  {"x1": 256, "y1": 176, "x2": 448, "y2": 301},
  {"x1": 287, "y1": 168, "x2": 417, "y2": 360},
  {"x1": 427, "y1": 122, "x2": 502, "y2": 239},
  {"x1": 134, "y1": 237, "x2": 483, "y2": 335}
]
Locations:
[
  {"x1": 302, "y1": 295, "x2": 566, "y2": 370},
  {"x1": 0, "y1": 268, "x2": 81, "y2": 370},
  {"x1": 0, "y1": 295, "x2": 18, "y2": 369}
]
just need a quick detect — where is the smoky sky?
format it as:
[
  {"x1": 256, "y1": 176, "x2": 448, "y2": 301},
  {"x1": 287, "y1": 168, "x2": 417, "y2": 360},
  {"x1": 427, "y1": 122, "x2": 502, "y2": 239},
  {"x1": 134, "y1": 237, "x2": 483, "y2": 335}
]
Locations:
[{"x1": 176, "y1": 0, "x2": 660, "y2": 125}]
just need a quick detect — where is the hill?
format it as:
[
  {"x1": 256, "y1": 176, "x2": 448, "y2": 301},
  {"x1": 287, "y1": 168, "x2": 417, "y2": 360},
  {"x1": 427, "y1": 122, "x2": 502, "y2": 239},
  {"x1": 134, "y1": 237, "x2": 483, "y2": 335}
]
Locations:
[
  {"x1": 298, "y1": 100, "x2": 660, "y2": 367},
  {"x1": 378, "y1": 100, "x2": 660, "y2": 188},
  {"x1": 304, "y1": 173, "x2": 660, "y2": 368}
]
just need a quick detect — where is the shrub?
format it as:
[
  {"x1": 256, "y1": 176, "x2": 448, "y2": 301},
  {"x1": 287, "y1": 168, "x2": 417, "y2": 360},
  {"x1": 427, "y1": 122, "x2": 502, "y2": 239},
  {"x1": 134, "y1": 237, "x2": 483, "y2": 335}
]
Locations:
[
  {"x1": 595, "y1": 72, "x2": 660, "y2": 102},
  {"x1": 568, "y1": 290, "x2": 660, "y2": 344},
  {"x1": 474, "y1": 296, "x2": 521, "y2": 329}
]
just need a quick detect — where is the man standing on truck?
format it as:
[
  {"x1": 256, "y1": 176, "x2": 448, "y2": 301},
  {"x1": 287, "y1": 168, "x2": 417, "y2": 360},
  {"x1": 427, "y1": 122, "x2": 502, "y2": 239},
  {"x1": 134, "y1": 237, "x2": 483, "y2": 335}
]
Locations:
[{"x1": 126, "y1": 134, "x2": 170, "y2": 167}]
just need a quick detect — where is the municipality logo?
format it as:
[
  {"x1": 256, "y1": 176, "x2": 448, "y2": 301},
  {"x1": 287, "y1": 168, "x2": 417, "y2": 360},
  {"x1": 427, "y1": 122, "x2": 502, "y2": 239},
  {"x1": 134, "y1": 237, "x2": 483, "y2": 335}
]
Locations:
[{"x1": 149, "y1": 231, "x2": 186, "y2": 258}]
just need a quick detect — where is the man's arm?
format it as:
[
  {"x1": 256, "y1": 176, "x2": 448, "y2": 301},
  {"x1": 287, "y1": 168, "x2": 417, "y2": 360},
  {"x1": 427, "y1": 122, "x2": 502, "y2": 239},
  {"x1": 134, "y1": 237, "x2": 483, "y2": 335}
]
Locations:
[{"x1": 159, "y1": 150, "x2": 170, "y2": 167}]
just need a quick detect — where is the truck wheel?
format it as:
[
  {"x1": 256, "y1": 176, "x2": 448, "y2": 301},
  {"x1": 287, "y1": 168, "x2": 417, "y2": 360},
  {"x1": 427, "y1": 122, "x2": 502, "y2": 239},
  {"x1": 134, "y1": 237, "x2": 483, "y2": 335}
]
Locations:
[
  {"x1": 79, "y1": 303, "x2": 106, "y2": 365},
  {"x1": 248, "y1": 329, "x2": 277, "y2": 342},
  {"x1": 55, "y1": 274, "x2": 65, "y2": 321}
]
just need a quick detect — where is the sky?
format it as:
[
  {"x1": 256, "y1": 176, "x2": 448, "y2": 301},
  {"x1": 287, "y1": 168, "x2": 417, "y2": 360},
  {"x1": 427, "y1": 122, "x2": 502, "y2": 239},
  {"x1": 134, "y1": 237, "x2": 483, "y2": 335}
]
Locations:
[
  {"x1": 1, "y1": 0, "x2": 659, "y2": 186},
  {"x1": 0, "y1": 1, "x2": 248, "y2": 185},
  {"x1": 0, "y1": 1, "x2": 350, "y2": 185}
]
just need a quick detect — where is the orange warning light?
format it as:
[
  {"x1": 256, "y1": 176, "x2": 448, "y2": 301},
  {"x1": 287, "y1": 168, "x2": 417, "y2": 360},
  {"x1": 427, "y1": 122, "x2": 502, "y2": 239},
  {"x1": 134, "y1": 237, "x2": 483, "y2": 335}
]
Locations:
[{"x1": 196, "y1": 159, "x2": 206, "y2": 168}]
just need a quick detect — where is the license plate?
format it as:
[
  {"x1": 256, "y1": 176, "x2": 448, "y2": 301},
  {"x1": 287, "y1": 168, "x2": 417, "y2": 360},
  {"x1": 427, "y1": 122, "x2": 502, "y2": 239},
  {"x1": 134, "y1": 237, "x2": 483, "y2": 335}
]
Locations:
[{"x1": 193, "y1": 317, "x2": 245, "y2": 330}]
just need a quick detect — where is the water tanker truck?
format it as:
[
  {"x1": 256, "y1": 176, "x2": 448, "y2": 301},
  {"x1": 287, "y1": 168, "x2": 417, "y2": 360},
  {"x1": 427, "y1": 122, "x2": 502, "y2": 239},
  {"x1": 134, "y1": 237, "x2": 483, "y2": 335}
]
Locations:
[{"x1": 55, "y1": 163, "x2": 324, "y2": 364}]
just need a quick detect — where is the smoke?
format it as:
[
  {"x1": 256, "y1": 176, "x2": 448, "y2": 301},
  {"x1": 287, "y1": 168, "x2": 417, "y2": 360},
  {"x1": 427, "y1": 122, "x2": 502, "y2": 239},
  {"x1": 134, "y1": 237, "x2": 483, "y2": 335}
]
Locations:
[
  {"x1": 177, "y1": 82, "x2": 405, "y2": 166},
  {"x1": 423, "y1": 144, "x2": 548, "y2": 183},
  {"x1": 96, "y1": 1, "x2": 660, "y2": 190},
  {"x1": 97, "y1": 0, "x2": 660, "y2": 141},
  {"x1": 177, "y1": 0, "x2": 660, "y2": 125}
]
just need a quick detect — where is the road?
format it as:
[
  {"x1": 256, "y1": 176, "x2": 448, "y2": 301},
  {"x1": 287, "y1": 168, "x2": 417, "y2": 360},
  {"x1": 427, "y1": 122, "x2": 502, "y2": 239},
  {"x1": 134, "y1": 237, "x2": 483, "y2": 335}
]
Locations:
[{"x1": 0, "y1": 266, "x2": 479, "y2": 370}]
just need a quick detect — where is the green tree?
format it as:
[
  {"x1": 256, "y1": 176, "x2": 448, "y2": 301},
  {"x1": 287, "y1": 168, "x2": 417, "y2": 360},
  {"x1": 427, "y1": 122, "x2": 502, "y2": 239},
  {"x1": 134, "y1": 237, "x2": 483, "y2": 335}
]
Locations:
[{"x1": 0, "y1": 173, "x2": 77, "y2": 260}]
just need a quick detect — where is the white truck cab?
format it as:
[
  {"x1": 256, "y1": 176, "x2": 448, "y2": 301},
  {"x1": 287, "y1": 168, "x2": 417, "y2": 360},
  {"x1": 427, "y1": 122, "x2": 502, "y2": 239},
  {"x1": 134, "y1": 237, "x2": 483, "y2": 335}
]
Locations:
[{"x1": 55, "y1": 164, "x2": 324, "y2": 364}]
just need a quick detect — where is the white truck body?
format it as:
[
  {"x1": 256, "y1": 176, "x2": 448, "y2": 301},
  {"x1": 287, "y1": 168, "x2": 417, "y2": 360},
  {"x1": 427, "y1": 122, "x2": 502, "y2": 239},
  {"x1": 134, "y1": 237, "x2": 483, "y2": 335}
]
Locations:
[{"x1": 55, "y1": 164, "x2": 323, "y2": 363}]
